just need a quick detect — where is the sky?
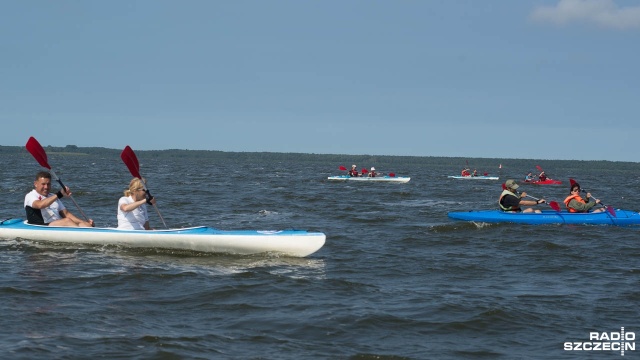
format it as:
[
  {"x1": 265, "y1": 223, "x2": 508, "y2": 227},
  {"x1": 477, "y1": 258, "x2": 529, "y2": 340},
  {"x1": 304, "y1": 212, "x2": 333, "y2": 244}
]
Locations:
[{"x1": 1, "y1": 0, "x2": 639, "y2": 162}]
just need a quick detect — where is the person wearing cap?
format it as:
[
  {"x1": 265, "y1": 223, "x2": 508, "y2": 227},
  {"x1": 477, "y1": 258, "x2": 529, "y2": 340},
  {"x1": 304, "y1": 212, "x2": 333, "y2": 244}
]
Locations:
[
  {"x1": 348, "y1": 165, "x2": 359, "y2": 177},
  {"x1": 499, "y1": 179, "x2": 545, "y2": 213},
  {"x1": 368, "y1": 167, "x2": 377, "y2": 178},
  {"x1": 563, "y1": 182, "x2": 604, "y2": 213}
]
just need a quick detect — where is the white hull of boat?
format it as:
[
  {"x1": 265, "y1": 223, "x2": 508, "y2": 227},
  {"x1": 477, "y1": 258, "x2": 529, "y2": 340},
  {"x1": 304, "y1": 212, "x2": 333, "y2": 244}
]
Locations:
[
  {"x1": 0, "y1": 219, "x2": 325, "y2": 257},
  {"x1": 447, "y1": 175, "x2": 499, "y2": 180},
  {"x1": 327, "y1": 175, "x2": 410, "y2": 183}
]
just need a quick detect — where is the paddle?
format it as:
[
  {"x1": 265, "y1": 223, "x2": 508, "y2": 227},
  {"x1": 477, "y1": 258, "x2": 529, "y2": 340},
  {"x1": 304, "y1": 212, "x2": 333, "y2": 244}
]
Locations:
[
  {"x1": 501, "y1": 182, "x2": 560, "y2": 211},
  {"x1": 569, "y1": 178, "x2": 616, "y2": 217},
  {"x1": 120, "y1": 145, "x2": 168, "y2": 228},
  {"x1": 525, "y1": 195, "x2": 561, "y2": 212},
  {"x1": 25, "y1": 136, "x2": 90, "y2": 221}
]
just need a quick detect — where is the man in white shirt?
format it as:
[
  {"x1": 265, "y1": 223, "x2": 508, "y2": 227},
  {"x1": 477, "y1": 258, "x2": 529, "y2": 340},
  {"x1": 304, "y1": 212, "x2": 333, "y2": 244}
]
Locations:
[{"x1": 24, "y1": 171, "x2": 94, "y2": 227}]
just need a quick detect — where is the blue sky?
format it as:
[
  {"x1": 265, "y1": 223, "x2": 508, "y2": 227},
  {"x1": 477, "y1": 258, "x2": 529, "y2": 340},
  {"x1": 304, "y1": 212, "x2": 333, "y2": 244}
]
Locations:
[{"x1": 1, "y1": 0, "x2": 639, "y2": 161}]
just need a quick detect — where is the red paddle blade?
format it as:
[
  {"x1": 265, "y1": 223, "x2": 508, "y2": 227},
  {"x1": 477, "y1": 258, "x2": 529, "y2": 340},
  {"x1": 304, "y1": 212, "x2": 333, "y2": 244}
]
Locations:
[
  {"x1": 502, "y1": 183, "x2": 506, "y2": 190},
  {"x1": 339, "y1": 166, "x2": 347, "y2": 171},
  {"x1": 120, "y1": 145, "x2": 141, "y2": 179},
  {"x1": 25, "y1": 137, "x2": 51, "y2": 169},
  {"x1": 389, "y1": 173, "x2": 395, "y2": 177},
  {"x1": 536, "y1": 165, "x2": 543, "y2": 172},
  {"x1": 606, "y1": 206, "x2": 617, "y2": 217},
  {"x1": 549, "y1": 201, "x2": 561, "y2": 212},
  {"x1": 361, "y1": 169, "x2": 368, "y2": 174},
  {"x1": 569, "y1": 178, "x2": 577, "y2": 187}
]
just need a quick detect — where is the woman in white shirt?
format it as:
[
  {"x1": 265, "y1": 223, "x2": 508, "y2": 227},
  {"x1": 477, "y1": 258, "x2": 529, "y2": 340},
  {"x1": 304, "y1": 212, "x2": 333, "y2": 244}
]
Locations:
[{"x1": 117, "y1": 178, "x2": 156, "y2": 230}]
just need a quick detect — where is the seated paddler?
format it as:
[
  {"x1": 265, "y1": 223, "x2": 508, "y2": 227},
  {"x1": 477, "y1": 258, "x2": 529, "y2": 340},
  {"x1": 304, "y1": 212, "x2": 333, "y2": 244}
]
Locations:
[{"x1": 499, "y1": 179, "x2": 545, "y2": 214}]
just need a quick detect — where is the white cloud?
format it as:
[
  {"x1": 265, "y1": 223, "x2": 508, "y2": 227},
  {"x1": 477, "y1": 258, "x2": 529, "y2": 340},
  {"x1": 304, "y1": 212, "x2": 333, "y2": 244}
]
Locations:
[{"x1": 530, "y1": 0, "x2": 640, "y2": 29}]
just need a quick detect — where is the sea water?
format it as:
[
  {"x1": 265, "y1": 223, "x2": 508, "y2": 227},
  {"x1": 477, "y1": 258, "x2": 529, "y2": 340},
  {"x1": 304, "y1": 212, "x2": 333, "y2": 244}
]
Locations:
[{"x1": 1, "y1": 153, "x2": 639, "y2": 359}]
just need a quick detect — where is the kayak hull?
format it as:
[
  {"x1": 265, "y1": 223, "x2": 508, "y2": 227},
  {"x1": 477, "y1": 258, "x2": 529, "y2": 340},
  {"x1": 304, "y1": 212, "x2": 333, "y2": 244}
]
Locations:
[
  {"x1": 328, "y1": 175, "x2": 410, "y2": 183},
  {"x1": 0, "y1": 219, "x2": 325, "y2": 257},
  {"x1": 447, "y1": 175, "x2": 499, "y2": 180},
  {"x1": 523, "y1": 179, "x2": 563, "y2": 185},
  {"x1": 448, "y1": 209, "x2": 640, "y2": 226}
]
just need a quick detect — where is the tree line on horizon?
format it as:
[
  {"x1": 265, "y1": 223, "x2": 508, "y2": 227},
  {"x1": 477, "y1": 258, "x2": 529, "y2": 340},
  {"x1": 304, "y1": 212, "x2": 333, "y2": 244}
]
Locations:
[{"x1": 0, "y1": 145, "x2": 637, "y2": 172}]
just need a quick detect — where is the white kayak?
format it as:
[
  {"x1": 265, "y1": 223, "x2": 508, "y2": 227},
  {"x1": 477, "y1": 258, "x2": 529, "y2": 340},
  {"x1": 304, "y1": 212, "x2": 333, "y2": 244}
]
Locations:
[
  {"x1": 0, "y1": 219, "x2": 325, "y2": 257},
  {"x1": 447, "y1": 175, "x2": 499, "y2": 180},
  {"x1": 327, "y1": 175, "x2": 410, "y2": 183}
]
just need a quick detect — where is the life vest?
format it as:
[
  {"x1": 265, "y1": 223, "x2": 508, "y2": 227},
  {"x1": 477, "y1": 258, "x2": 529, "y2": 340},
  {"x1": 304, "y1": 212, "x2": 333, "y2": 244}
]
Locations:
[
  {"x1": 564, "y1": 194, "x2": 586, "y2": 212},
  {"x1": 499, "y1": 189, "x2": 521, "y2": 212},
  {"x1": 461, "y1": 170, "x2": 471, "y2": 176},
  {"x1": 349, "y1": 170, "x2": 358, "y2": 177}
]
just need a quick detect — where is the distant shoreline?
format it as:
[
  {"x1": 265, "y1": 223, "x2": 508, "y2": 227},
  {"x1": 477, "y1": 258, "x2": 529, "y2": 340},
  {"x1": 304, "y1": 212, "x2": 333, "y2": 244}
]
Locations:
[{"x1": 1, "y1": 145, "x2": 637, "y2": 168}]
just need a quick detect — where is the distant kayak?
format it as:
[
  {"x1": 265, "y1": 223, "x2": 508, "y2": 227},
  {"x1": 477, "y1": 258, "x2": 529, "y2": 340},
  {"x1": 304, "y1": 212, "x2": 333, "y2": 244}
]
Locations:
[
  {"x1": 523, "y1": 179, "x2": 562, "y2": 185},
  {"x1": 447, "y1": 175, "x2": 499, "y2": 180},
  {"x1": 328, "y1": 175, "x2": 410, "y2": 183},
  {"x1": 448, "y1": 209, "x2": 640, "y2": 226}
]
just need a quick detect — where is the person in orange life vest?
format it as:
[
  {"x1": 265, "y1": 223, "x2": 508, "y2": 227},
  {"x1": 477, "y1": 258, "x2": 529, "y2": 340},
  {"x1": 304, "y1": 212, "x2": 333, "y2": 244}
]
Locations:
[
  {"x1": 348, "y1": 165, "x2": 359, "y2": 177},
  {"x1": 538, "y1": 171, "x2": 547, "y2": 181},
  {"x1": 563, "y1": 182, "x2": 605, "y2": 213},
  {"x1": 461, "y1": 168, "x2": 471, "y2": 176},
  {"x1": 499, "y1": 179, "x2": 546, "y2": 213},
  {"x1": 368, "y1": 167, "x2": 377, "y2": 177}
]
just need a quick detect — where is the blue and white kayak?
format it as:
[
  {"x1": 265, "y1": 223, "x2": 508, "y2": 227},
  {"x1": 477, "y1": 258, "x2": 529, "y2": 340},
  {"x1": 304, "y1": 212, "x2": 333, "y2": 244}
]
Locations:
[
  {"x1": 448, "y1": 209, "x2": 640, "y2": 226},
  {"x1": 328, "y1": 175, "x2": 410, "y2": 183},
  {"x1": 447, "y1": 175, "x2": 499, "y2": 180},
  {"x1": 0, "y1": 219, "x2": 325, "y2": 257}
]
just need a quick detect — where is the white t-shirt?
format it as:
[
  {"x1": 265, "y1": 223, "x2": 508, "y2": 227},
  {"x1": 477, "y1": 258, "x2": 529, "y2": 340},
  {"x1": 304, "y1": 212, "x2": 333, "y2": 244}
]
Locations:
[
  {"x1": 117, "y1": 196, "x2": 149, "y2": 230},
  {"x1": 24, "y1": 189, "x2": 66, "y2": 223}
]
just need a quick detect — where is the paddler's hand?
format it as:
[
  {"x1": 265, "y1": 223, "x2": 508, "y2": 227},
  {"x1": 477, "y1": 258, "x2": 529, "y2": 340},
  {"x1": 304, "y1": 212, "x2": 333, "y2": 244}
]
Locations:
[
  {"x1": 519, "y1": 191, "x2": 527, "y2": 198},
  {"x1": 58, "y1": 186, "x2": 72, "y2": 198},
  {"x1": 537, "y1": 199, "x2": 546, "y2": 204},
  {"x1": 145, "y1": 190, "x2": 154, "y2": 205},
  {"x1": 145, "y1": 190, "x2": 156, "y2": 205}
]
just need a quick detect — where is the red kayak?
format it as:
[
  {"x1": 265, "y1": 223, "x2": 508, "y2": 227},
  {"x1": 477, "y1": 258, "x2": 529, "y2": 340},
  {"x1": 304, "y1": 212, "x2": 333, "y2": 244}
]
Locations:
[{"x1": 523, "y1": 179, "x2": 562, "y2": 185}]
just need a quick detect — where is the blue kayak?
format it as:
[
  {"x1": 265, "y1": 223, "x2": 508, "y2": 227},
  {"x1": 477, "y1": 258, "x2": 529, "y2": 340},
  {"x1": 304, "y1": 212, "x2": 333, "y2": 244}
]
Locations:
[{"x1": 448, "y1": 209, "x2": 640, "y2": 226}]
